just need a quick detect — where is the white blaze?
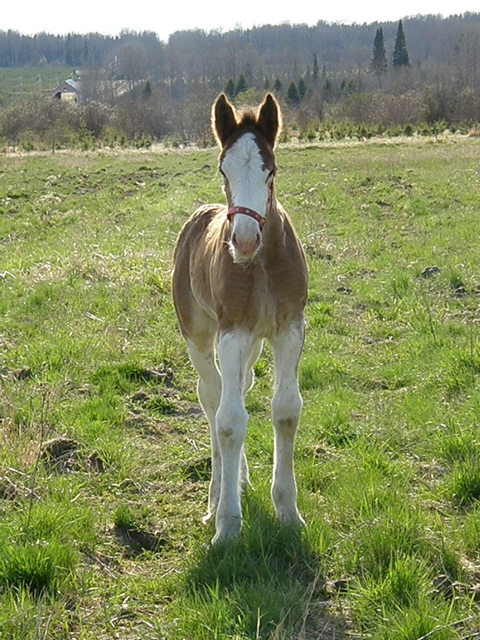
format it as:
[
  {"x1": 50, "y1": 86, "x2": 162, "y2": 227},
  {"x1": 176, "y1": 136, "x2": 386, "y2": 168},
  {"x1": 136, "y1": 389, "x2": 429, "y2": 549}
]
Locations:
[{"x1": 221, "y1": 133, "x2": 271, "y2": 261}]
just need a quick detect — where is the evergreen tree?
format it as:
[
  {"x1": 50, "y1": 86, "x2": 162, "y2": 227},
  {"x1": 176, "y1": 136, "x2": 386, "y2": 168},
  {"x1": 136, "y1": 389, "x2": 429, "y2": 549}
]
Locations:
[
  {"x1": 142, "y1": 80, "x2": 152, "y2": 100},
  {"x1": 322, "y1": 77, "x2": 332, "y2": 102},
  {"x1": 65, "y1": 34, "x2": 74, "y2": 67},
  {"x1": 273, "y1": 78, "x2": 283, "y2": 93},
  {"x1": 298, "y1": 77, "x2": 307, "y2": 99},
  {"x1": 287, "y1": 81, "x2": 300, "y2": 104},
  {"x1": 393, "y1": 20, "x2": 410, "y2": 68},
  {"x1": 371, "y1": 28, "x2": 387, "y2": 76},
  {"x1": 312, "y1": 53, "x2": 319, "y2": 86},
  {"x1": 235, "y1": 74, "x2": 248, "y2": 96},
  {"x1": 224, "y1": 78, "x2": 235, "y2": 99}
]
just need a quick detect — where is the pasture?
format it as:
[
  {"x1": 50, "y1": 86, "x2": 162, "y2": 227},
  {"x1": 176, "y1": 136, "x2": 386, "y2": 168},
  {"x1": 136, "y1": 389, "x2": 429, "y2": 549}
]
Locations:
[
  {"x1": 0, "y1": 67, "x2": 72, "y2": 105},
  {"x1": 1, "y1": 137, "x2": 480, "y2": 639}
]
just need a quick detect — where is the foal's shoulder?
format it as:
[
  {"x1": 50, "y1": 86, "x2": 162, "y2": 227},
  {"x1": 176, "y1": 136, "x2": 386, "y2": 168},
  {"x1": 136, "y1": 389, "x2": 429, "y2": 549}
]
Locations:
[
  {"x1": 190, "y1": 203, "x2": 226, "y2": 224},
  {"x1": 176, "y1": 203, "x2": 226, "y2": 240}
]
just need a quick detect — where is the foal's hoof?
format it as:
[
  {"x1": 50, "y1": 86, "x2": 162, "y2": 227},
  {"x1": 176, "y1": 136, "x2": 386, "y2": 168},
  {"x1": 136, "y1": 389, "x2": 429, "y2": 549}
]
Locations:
[
  {"x1": 277, "y1": 509, "x2": 305, "y2": 528},
  {"x1": 211, "y1": 515, "x2": 242, "y2": 545},
  {"x1": 211, "y1": 529, "x2": 238, "y2": 546},
  {"x1": 296, "y1": 513, "x2": 306, "y2": 527},
  {"x1": 202, "y1": 511, "x2": 214, "y2": 524}
]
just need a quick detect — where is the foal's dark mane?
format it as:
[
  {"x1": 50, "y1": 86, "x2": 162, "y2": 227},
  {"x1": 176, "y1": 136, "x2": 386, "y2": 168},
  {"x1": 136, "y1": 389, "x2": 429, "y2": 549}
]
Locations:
[{"x1": 237, "y1": 110, "x2": 257, "y2": 126}]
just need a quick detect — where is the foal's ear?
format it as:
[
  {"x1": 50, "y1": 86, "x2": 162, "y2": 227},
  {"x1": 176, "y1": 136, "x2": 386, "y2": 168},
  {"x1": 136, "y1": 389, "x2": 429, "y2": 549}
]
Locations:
[
  {"x1": 212, "y1": 94, "x2": 238, "y2": 146},
  {"x1": 257, "y1": 93, "x2": 282, "y2": 147}
]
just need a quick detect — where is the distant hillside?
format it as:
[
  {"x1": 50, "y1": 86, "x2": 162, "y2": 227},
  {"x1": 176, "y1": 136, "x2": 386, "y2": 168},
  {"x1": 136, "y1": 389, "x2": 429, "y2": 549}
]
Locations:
[
  {"x1": 1, "y1": 14, "x2": 480, "y2": 81},
  {"x1": 2, "y1": 15, "x2": 480, "y2": 146}
]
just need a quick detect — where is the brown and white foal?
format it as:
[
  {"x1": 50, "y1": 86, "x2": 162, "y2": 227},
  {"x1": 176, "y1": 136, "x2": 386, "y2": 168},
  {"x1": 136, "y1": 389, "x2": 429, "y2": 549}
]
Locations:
[{"x1": 172, "y1": 93, "x2": 308, "y2": 544}]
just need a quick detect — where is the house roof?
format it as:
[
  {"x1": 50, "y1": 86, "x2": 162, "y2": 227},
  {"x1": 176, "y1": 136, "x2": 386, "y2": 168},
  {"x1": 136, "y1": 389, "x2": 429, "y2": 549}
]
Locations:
[
  {"x1": 64, "y1": 79, "x2": 81, "y2": 92},
  {"x1": 52, "y1": 79, "x2": 81, "y2": 94}
]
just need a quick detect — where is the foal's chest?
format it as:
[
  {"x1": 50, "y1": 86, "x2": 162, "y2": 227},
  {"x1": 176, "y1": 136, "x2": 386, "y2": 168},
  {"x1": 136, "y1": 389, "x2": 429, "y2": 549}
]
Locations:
[{"x1": 207, "y1": 257, "x2": 304, "y2": 335}]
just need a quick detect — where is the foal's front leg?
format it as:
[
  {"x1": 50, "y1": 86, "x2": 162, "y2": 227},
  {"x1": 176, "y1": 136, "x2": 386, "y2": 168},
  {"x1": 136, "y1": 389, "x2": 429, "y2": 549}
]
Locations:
[
  {"x1": 214, "y1": 330, "x2": 255, "y2": 544},
  {"x1": 185, "y1": 338, "x2": 222, "y2": 522},
  {"x1": 270, "y1": 319, "x2": 305, "y2": 527}
]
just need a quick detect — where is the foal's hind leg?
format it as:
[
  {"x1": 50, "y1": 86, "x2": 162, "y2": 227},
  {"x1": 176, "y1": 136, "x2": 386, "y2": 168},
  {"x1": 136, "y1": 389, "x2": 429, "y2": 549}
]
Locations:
[
  {"x1": 186, "y1": 336, "x2": 222, "y2": 522},
  {"x1": 239, "y1": 339, "x2": 263, "y2": 488},
  {"x1": 243, "y1": 339, "x2": 263, "y2": 396},
  {"x1": 270, "y1": 319, "x2": 305, "y2": 527}
]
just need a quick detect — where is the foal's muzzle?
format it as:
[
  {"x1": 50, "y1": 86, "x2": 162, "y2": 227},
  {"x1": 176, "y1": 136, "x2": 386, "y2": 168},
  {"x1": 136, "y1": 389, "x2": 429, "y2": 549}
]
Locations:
[{"x1": 231, "y1": 230, "x2": 262, "y2": 257}]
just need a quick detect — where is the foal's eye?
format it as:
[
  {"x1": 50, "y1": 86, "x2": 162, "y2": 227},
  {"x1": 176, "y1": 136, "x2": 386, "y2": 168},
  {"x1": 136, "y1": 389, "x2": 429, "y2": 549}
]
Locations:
[
  {"x1": 267, "y1": 167, "x2": 277, "y2": 181},
  {"x1": 219, "y1": 168, "x2": 226, "y2": 179}
]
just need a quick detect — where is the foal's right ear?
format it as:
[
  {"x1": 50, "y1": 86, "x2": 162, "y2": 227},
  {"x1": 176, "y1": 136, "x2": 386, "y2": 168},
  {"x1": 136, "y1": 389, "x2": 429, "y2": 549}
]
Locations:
[{"x1": 212, "y1": 94, "x2": 238, "y2": 146}]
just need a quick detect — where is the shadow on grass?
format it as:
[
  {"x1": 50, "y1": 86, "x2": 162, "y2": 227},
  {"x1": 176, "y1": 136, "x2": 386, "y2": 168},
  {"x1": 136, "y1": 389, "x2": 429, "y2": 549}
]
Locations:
[{"x1": 182, "y1": 493, "x2": 344, "y2": 640}]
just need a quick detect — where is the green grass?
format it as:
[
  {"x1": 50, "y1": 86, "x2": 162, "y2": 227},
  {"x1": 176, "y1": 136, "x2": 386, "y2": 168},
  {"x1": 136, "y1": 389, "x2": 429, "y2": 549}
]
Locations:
[
  {"x1": 0, "y1": 67, "x2": 73, "y2": 106},
  {"x1": 1, "y1": 137, "x2": 480, "y2": 638}
]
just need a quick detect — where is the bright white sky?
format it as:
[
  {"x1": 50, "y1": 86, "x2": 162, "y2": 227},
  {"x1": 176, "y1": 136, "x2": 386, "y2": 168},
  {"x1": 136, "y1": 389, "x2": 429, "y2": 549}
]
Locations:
[{"x1": 4, "y1": 0, "x2": 480, "y2": 41}]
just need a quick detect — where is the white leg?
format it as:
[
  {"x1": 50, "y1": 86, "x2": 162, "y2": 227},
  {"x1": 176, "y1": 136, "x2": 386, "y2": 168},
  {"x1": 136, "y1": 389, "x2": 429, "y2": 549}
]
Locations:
[
  {"x1": 243, "y1": 339, "x2": 263, "y2": 396},
  {"x1": 186, "y1": 338, "x2": 222, "y2": 522},
  {"x1": 239, "y1": 339, "x2": 263, "y2": 487},
  {"x1": 270, "y1": 319, "x2": 305, "y2": 526},
  {"x1": 213, "y1": 330, "x2": 256, "y2": 544}
]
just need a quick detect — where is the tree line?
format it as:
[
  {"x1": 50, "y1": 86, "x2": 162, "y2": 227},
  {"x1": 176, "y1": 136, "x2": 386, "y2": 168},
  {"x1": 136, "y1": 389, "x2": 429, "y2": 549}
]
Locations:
[
  {"x1": 1, "y1": 14, "x2": 480, "y2": 147},
  {"x1": 1, "y1": 15, "x2": 479, "y2": 77}
]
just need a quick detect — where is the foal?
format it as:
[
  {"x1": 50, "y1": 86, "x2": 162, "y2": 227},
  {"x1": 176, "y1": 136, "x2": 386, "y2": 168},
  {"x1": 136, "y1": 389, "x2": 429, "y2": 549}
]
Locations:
[{"x1": 172, "y1": 93, "x2": 308, "y2": 544}]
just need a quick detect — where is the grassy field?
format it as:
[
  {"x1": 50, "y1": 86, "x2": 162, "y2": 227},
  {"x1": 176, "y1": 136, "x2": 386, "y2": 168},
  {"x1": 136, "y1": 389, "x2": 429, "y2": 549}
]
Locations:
[
  {"x1": 0, "y1": 67, "x2": 73, "y2": 105},
  {"x1": 1, "y1": 137, "x2": 480, "y2": 639}
]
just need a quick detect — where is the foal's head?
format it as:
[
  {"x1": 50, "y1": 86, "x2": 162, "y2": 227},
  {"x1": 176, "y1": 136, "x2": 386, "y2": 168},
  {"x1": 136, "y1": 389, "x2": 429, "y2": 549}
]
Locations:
[{"x1": 212, "y1": 93, "x2": 281, "y2": 262}]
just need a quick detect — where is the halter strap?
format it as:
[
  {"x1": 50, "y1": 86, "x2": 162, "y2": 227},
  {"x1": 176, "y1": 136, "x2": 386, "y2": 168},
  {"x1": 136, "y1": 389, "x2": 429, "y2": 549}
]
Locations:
[
  {"x1": 227, "y1": 206, "x2": 266, "y2": 229},
  {"x1": 226, "y1": 181, "x2": 274, "y2": 231}
]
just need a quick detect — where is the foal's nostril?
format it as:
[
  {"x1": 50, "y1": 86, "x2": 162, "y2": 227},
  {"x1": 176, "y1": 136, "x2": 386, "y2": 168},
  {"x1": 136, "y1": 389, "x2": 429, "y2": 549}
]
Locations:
[{"x1": 231, "y1": 231, "x2": 262, "y2": 256}]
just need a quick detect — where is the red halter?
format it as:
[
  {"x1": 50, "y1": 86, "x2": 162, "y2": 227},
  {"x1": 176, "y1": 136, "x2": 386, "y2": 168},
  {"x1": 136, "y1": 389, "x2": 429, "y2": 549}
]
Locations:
[{"x1": 226, "y1": 181, "x2": 275, "y2": 231}]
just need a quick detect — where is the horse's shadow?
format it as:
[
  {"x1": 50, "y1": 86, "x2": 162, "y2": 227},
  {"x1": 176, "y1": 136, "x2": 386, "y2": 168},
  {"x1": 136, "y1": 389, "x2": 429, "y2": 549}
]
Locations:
[{"x1": 184, "y1": 493, "x2": 344, "y2": 639}]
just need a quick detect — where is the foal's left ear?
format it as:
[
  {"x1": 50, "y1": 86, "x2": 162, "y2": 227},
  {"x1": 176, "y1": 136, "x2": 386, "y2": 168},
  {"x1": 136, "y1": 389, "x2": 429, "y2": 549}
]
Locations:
[
  {"x1": 212, "y1": 93, "x2": 238, "y2": 146},
  {"x1": 257, "y1": 93, "x2": 282, "y2": 147}
]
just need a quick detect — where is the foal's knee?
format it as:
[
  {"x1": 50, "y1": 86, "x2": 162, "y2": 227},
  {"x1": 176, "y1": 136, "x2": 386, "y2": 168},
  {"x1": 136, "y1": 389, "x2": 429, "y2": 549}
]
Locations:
[
  {"x1": 272, "y1": 389, "x2": 302, "y2": 427},
  {"x1": 216, "y1": 401, "x2": 248, "y2": 446},
  {"x1": 275, "y1": 416, "x2": 299, "y2": 438}
]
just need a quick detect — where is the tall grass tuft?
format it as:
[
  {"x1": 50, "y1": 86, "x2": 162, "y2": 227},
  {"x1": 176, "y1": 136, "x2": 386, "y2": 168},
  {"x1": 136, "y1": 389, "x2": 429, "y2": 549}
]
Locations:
[{"x1": 0, "y1": 540, "x2": 76, "y2": 596}]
